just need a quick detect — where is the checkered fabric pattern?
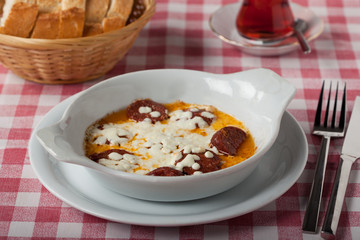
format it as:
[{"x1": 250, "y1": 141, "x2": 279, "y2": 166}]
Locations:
[{"x1": 1, "y1": 0, "x2": 360, "y2": 239}]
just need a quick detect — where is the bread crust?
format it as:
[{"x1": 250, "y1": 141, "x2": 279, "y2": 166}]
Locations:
[
  {"x1": 61, "y1": 0, "x2": 85, "y2": 10},
  {"x1": 102, "y1": 0, "x2": 134, "y2": 33},
  {"x1": 36, "y1": 0, "x2": 61, "y2": 13},
  {"x1": 0, "y1": 0, "x2": 138, "y2": 38},
  {"x1": 31, "y1": 11, "x2": 60, "y2": 39},
  {"x1": 102, "y1": 15, "x2": 124, "y2": 33},
  {"x1": 83, "y1": 22, "x2": 104, "y2": 37},
  {"x1": 2, "y1": 2, "x2": 38, "y2": 37},
  {"x1": 107, "y1": 0, "x2": 133, "y2": 19},
  {"x1": 85, "y1": 0, "x2": 110, "y2": 23},
  {"x1": 0, "y1": 0, "x2": 5, "y2": 15},
  {"x1": 58, "y1": 7, "x2": 85, "y2": 38}
]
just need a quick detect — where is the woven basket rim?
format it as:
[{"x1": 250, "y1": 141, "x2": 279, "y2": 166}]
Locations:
[{"x1": 0, "y1": 0, "x2": 156, "y2": 48}]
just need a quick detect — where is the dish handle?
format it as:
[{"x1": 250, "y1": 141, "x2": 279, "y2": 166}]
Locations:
[
  {"x1": 267, "y1": 72, "x2": 296, "y2": 121},
  {"x1": 235, "y1": 68, "x2": 296, "y2": 122},
  {"x1": 36, "y1": 123, "x2": 90, "y2": 167}
]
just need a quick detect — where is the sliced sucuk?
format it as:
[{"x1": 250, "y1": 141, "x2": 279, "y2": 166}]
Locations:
[
  {"x1": 171, "y1": 108, "x2": 215, "y2": 128},
  {"x1": 146, "y1": 167, "x2": 184, "y2": 176},
  {"x1": 127, "y1": 98, "x2": 168, "y2": 123},
  {"x1": 210, "y1": 126, "x2": 247, "y2": 156},
  {"x1": 88, "y1": 149, "x2": 133, "y2": 162},
  {"x1": 187, "y1": 108, "x2": 214, "y2": 126},
  {"x1": 175, "y1": 151, "x2": 221, "y2": 175}
]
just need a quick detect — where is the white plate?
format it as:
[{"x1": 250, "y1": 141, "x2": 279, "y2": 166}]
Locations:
[
  {"x1": 35, "y1": 68, "x2": 296, "y2": 202},
  {"x1": 29, "y1": 94, "x2": 308, "y2": 227},
  {"x1": 209, "y1": 2, "x2": 324, "y2": 56}
]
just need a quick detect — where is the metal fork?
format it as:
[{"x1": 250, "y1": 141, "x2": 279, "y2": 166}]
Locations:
[{"x1": 302, "y1": 81, "x2": 346, "y2": 233}]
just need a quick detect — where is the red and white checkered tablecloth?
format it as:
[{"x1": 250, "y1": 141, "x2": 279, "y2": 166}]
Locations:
[{"x1": 1, "y1": 0, "x2": 360, "y2": 239}]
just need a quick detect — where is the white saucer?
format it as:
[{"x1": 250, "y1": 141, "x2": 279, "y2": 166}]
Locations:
[
  {"x1": 209, "y1": 2, "x2": 324, "y2": 56},
  {"x1": 29, "y1": 94, "x2": 308, "y2": 227}
]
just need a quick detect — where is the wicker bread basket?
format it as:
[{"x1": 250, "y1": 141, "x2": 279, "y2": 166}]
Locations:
[{"x1": 0, "y1": 0, "x2": 155, "y2": 84}]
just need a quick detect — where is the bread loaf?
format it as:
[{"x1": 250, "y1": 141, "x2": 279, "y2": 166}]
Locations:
[
  {"x1": 102, "y1": 0, "x2": 133, "y2": 32},
  {"x1": 31, "y1": 0, "x2": 61, "y2": 39},
  {"x1": 31, "y1": 11, "x2": 60, "y2": 39},
  {"x1": 83, "y1": 22, "x2": 103, "y2": 37},
  {"x1": 0, "y1": 0, "x2": 5, "y2": 15},
  {"x1": 0, "y1": 1, "x2": 38, "y2": 37},
  {"x1": 36, "y1": 0, "x2": 61, "y2": 13},
  {"x1": 0, "y1": 0, "x2": 138, "y2": 39},
  {"x1": 85, "y1": 0, "x2": 109, "y2": 23},
  {"x1": 58, "y1": 7, "x2": 85, "y2": 38},
  {"x1": 107, "y1": 0, "x2": 133, "y2": 19},
  {"x1": 61, "y1": 0, "x2": 85, "y2": 10},
  {"x1": 83, "y1": 0, "x2": 109, "y2": 37}
]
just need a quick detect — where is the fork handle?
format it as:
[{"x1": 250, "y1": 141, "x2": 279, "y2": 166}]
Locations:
[
  {"x1": 321, "y1": 155, "x2": 356, "y2": 239},
  {"x1": 302, "y1": 136, "x2": 331, "y2": 233}
]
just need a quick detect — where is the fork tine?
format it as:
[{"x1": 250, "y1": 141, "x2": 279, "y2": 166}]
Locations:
[
  {"x1": 331, "y1": 82, "x2": 339, "y2": 128},
  {"x1": 339, "y1": 83, "x2": 347, "y2": 130},
  {"x1": 314, "y1": 81, "x2": 325, "y2": 127},
  {"x1": 323, "y1": 82, "x2": 332, "y2": 128}
]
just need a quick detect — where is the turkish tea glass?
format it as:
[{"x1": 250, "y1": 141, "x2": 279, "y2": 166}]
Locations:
[{"x1": 236, "y1": 0, "x2": 295, "y2": 41}]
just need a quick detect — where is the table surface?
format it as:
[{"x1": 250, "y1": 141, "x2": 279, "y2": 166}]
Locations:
[{"x1": 1, "y1": 0, "x2": 360, "y2": 239}]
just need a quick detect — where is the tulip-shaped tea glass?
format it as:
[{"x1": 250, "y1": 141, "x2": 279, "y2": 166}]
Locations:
[{"x1": 236, "y1": 0, "x2": 295, "y2": 42}]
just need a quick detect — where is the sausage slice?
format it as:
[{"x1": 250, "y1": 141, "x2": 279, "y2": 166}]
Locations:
[
  {"x1": 127, "y1": 99, "x2": 168, "y2": 123},
  {"x1": 175, "y1": 150, "x2": 221, "y2": 175},
  {"x1": 186, "y1": 108, "x2": 215, "y2": 126},
  {"x1": 146, "y1": 167, "x2": 184, "y2": 176},
  {"x1": 88, "y1": 149, "x2": 133, "y2": 162},
  {"x1": 210, "y1": 126, "x2": 247, "y2": 156}
]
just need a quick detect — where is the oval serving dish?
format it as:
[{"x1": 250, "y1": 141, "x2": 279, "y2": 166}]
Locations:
[{"x1": 36, "y1": 68, "x2": 296, "y2": 202}]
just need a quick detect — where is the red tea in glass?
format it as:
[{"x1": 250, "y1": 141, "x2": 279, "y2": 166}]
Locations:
[{"x1": 236, "y1": 0, "x2": 295, "y2": 40}]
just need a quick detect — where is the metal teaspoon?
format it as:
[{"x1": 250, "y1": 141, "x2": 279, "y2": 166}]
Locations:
[{"x1": 294, "y1": 19, "x2": 311, "y2": 54}]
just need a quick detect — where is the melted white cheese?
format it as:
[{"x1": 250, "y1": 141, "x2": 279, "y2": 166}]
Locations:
[
  {"x1": 139, "y1": 106, "x2": 152, "y2": 113},
  {"x1": 201, "y1": 111, "x2": 215, "y2": 119},
  {"x1": 170, "y1": 110, "x2": 213, "y2": 130},
  {"x1": 150, "y1": 111, "x2": 161, "y2": 117},
  {"x1": 175, "y1": 154, "x2": 200, "y2": 172},
  {"x1": 87, "y1": 109, "x2": 217, "y2": 174},
  {"x1": 205, "y1": 151, "x2": 214, "y2": 158},
  {"x1": 91, "y1": 123, "x2": 132, "y2": 146},
  {"x1": 98, "y1": 152, "x2": 140, "y2": 171}
]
